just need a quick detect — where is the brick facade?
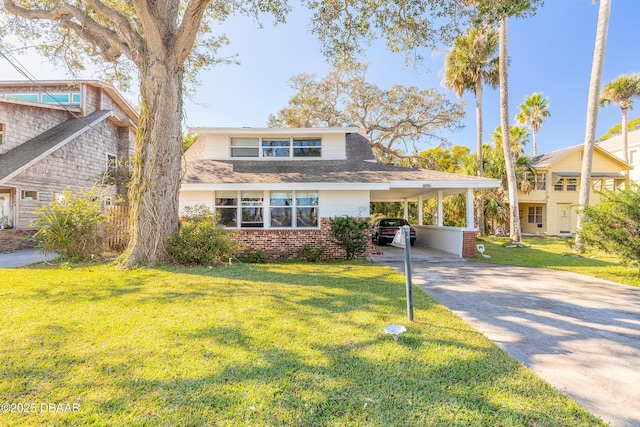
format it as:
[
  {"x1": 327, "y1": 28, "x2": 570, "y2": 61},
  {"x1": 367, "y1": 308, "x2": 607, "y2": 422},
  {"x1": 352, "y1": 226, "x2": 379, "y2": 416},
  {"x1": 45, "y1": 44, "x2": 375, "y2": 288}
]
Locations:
[
  {"x1": 235, "y1": 218, "x2": 376, "y2": 260},
  {"x1": 0, "y1": 229, "x2": 36, "y2": 252},
  {"x1": 462, "y1": 230, "x2": 476, "y2": 258}
]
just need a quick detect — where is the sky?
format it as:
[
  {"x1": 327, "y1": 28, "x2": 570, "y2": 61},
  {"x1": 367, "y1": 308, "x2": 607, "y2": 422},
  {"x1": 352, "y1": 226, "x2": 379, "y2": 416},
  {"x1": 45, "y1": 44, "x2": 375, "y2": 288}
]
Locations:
[{"x1": 2, "y1": 0, "x2": 639, "y2": 156}]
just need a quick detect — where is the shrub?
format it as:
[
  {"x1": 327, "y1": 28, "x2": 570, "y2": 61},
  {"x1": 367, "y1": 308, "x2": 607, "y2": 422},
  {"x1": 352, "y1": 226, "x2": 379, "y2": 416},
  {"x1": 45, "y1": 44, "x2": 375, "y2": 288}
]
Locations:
[
  {"x1": 243, "y1": 250, "x2": 268, "y2": 264},
  {"x1": 296, "y1": 244, "x2": 326, "y2": 262},
  {"x1": 579, "y1": 188, "x2": 640, "y2": 269},
  {"x1": 32, "y1": 188, "x2": 105, "y2": 261},
  {"x1": 166, "y1": 205, "x2": 241, "y2": 266},
  {"x1": 328, "y1": 215, "x2": 370, "y2": 260}
]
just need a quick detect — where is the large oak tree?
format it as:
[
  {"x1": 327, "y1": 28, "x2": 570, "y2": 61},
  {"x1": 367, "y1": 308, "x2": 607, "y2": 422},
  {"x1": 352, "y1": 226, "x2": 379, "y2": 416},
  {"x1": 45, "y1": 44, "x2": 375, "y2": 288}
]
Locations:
[
  {"x1": 268, "y1": 62, "x2": 465, "y2": 164},
  {"x1": 2, "y1": 0, "x2": 289, "y2": 267}
]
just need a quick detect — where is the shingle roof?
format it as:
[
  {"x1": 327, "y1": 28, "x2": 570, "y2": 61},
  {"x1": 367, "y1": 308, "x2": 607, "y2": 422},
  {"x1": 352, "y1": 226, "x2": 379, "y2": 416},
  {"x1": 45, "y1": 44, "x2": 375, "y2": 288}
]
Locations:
[
  {"x1": 182, "y1": 132, "x2": 498, "y2": 186},
  {"x1": 529, "y1": 145, "x2": 581, "y2": 168},
  {"x1": 0, "y1": 110, "x2": 111, "y2": 184}
]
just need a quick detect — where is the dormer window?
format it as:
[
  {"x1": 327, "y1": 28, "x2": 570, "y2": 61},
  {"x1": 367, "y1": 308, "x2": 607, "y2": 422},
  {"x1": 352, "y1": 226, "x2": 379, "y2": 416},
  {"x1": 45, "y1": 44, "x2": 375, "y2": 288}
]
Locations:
[
  {"x1": 230, "y1": 137, "x2": 259, "y2": 157},
  {"x1": 230, "y1": 136, "x2": 322, "y2": 158}
]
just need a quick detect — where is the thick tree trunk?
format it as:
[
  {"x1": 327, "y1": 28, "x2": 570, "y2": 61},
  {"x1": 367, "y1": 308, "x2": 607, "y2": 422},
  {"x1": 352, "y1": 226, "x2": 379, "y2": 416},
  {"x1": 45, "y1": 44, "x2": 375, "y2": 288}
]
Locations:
[
  {"x1": 122, "y1": 60, "x2": 184, "y2": 267},
  {"x1": 499, "y1": 17, "x2": 522, "y2": 244},
  {"x1": 475, "y1": 80, "x2": 485, "y2": 236},
  {"x1": 575, "y1": 0, "x2": 611, "y2": 252}
]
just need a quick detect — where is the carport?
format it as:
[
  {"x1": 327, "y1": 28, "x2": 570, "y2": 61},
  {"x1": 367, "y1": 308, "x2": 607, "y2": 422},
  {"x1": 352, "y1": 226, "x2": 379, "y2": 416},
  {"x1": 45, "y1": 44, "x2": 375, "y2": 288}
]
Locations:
[{"x1": 370, "y1": 175, "x2": 500, "y2": 257}]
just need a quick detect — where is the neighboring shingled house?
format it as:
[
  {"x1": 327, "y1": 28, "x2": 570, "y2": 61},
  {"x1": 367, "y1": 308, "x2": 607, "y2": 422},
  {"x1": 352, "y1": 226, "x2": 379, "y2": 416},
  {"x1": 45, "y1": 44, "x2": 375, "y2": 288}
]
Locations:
[
  {"x1": 518, "y1": 144, "x2": 632, "y2": 235},
  {"x1": 181, "y1": 127, "x2": 500, "y2": 259},
  {"x1": 0, "y1": 80, "x2": 138, "y2": 250}
]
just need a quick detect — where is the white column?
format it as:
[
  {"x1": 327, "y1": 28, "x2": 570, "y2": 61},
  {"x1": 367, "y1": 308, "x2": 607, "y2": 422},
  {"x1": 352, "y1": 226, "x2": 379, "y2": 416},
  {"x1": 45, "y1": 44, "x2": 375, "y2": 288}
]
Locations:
[
  {"x1": 437, "y1": 190, "x2": 443, "y2": 227},
  {"x1": 466, "y1": 188, "x2": 475, "y2": 229},
  {"x1": 418, "y1": 195, "x2": 423, "y2": 225},
  {"x1": 403, "y1": 199, "x2": 409, "y2": 220}
]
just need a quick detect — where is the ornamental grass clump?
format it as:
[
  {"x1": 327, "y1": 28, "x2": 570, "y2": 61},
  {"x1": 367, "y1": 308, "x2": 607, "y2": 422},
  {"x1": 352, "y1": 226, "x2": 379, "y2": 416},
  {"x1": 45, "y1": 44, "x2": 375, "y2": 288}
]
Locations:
[
  {"x1": 32, "y1": 187, "x2": 105, "y2": 261},
  {"x1": 166, "y1": 204, "x2": 241, "y2": 266}
]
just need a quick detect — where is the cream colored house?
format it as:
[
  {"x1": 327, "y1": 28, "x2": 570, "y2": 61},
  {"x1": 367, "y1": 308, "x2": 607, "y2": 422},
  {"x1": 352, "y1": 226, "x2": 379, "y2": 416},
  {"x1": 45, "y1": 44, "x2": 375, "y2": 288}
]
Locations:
[{"x1": 518, "y1": 144, "x2": 632, "y2": 235}]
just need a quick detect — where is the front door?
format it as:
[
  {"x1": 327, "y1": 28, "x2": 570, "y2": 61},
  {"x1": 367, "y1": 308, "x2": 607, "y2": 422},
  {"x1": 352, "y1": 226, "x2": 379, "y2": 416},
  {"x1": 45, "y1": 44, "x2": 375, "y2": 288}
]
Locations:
[{"x1": 557, "y1": 203, "x2": 571, "y2": 234}]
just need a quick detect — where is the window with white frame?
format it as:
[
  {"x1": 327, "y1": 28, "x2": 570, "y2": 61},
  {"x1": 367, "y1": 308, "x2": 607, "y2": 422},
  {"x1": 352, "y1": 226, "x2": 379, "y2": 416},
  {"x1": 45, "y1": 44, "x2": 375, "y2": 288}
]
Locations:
[
  {"x1": 231, "y1": 136, "x2": 322, "y2": 158},
  {"x1": 270, "y1": 191, "x2": 293, "y2": 227},
  {"x1": 230, "y1": 137, "x2": 259, "y2": 157},
  {"x1": 5, "y1": 92, "x2": 81, "y2": 105},
  {"x1": 535, "y1": 173, "x2": 546, "y2": 190},
  {"x1": 527, "y1": 206, "x2": 542, "y2": 224},
  {"x1": 241, "y1": 191, "x2": 264, "y2": 227},
  {"x1": 630, "y1": 150, "x2": 636, "y2": 164},
  {"x1": 262, "y1": 138, "x2": 290, "y2": 158},
  {"x1": 554, "y1": 178, "x2": 564, "y2": 191},
  {"x1": 215, "y1": 190, "x2": 318, "y2": 228},
  {"x1": 566, "y1": 178, "x2": 577, "y2": 191},
  {"x1": 295, "y1": 191, "x2": 319, "y2": 227},
  {"x1": 215, "y1": 191, "x2": 238, "y2": 227},
  {"x1": 293, "y1": 138, "x2": 322, "y2": 157}
]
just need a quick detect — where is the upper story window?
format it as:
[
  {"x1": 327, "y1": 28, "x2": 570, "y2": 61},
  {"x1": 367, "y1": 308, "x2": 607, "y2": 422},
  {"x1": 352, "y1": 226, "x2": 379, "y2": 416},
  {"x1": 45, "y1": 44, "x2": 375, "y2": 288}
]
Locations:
[
  {"x1": 231, "y1": 136, "x2": 322, "y2": 159},
  {"x1": 554, "y1": 177, "x2": 578, "y2": 192},
  {"x1": 0, "y1": 123, "x2": 4, "y2": 145},
  {"x1": 630, "y1": 150, "x2": 636, "y2": 164},
  {"x1": 230, "y1": 138, "x2": 259, "y2": 157},
  {"x1": 535, "y1": 173, "x2": 546, "y2": 190},
  {"x1": 106, "y1": 153, "x2": 118, "y2": 170},
  {"x1": 5, "y1": 92, "x2": 81, "y2": 106}
]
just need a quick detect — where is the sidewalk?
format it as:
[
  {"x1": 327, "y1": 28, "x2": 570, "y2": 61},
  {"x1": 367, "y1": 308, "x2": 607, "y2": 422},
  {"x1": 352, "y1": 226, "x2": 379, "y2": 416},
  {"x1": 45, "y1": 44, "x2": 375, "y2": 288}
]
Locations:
[{"x1": 0, "y1": 249, "x2": 55, "y2": 268}]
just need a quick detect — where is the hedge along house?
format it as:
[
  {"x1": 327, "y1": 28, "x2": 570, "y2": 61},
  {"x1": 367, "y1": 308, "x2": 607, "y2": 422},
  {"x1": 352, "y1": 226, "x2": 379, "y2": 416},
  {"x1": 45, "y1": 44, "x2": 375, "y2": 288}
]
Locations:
[
  {"x1": 180, "y1": 127, "x2": 501, "y2": 260},
  {"x1": 0, "y1": 80, "x2": 137, "y2": 251}
]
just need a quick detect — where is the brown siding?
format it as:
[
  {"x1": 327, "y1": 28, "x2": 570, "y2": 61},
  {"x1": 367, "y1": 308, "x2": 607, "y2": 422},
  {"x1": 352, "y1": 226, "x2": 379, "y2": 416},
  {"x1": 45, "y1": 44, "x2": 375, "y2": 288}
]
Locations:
[
  {"x1": 0, "y1": 103, "x2": 72, "y2": 154},
  {"x1": 7, "y1": 117, "x2": 121, "y2": 228}
]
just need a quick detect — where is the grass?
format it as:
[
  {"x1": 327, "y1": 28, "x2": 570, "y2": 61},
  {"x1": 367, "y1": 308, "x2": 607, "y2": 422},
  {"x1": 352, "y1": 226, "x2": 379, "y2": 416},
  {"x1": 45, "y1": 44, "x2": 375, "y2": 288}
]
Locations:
[
  {"x1": 472, "y1": 236, "x2": 640, "y2": 288},
  {"x1": 0, "y1": 263, "x2": 605, "y2": 426}
]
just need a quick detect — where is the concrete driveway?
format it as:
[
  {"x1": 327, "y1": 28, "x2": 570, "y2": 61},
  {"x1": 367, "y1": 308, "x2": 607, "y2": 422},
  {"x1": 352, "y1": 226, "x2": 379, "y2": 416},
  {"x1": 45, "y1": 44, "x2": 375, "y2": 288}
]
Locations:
[
  {"x1": 0, "y1": 249, "x2": 55, "y2": 268},
  {"x1": 373, "y1": 248, "x2": 640, "y2": 427}
]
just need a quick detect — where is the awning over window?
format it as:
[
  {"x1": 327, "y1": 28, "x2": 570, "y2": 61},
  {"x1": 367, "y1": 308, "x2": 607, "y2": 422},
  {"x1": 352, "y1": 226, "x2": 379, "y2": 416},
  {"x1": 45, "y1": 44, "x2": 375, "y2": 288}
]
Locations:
[{"x1": 552, "y1": 172, "x2": 625, "y2": 178}]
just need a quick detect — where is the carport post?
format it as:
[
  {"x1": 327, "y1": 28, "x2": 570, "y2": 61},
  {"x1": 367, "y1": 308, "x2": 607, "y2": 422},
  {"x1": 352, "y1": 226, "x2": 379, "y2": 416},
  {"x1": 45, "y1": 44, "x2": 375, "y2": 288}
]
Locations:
[{"x1": 403, "y1": 225, "x2": 414, "y2": 321}]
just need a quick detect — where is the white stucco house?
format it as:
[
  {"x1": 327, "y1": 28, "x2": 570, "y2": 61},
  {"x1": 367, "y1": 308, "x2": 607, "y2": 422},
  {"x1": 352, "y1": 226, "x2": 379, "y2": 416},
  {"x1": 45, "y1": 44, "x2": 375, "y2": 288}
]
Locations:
[
  {"x1": 598, "y1": 128, "x2": 640, "y2": 183},
  {"x1": 179, "y1": 127, "x2": 500, "y2": 259}
]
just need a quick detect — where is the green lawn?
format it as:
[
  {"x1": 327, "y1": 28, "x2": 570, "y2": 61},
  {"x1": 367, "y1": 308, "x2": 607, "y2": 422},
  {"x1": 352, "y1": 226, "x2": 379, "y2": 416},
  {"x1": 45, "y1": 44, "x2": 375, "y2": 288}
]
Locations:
[
  {"x1": 0, "y1": 263, "x2": 604, "y2": 426},
  {"x1": 473, "y1": 236, "x2": 640, "y2": 288}
]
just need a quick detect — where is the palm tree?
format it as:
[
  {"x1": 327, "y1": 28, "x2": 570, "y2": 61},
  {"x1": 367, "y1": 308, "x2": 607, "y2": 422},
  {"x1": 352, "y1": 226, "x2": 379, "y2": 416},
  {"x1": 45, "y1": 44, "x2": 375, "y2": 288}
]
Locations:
[
  {"x1": 443, "y1": 23, "x2": 499, "y2": 236},
  {"x1": 492, "y1": 125, "x2": 530, "y2": 159},
  {"x1": 599, "y1": 74, "x2": 640, "y2": 164},
  {"x1": 575, "y1": 0, "x2": 612, "y2": 253},
  {"x1": 498, "y1": 16, "x2": 522, "y2": 244},
  {"x1": 515, "y1": 92, "x2": 551, "y2": 156}
]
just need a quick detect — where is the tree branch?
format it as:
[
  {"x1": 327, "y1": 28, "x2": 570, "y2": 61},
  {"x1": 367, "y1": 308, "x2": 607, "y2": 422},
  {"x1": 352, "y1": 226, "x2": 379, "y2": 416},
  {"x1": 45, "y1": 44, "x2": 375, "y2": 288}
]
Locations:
[
  {"x1": 131, "y1": 0, "x2": 167, "y2": 55},
  {"x1": 174, "y1": 0, "x2": 211, "y2": 65},
  {"x1": 4, "y1": 0, "x2": 141, "y2": 63}
]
